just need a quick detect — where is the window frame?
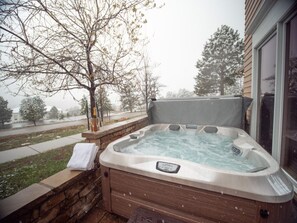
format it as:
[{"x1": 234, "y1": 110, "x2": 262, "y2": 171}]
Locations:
[
  {"x1": 256, "y1": 33, "x2": 277, "y2": 154},
  {"x1": 250, "y1": 1, "x2": 297, "y2": 188},
  {"x1": 280, "y1": 13, "x2": 297, "y2": 180},
  {"x1": 251, "y1": 30, "x2": 276, "y2": 145}
]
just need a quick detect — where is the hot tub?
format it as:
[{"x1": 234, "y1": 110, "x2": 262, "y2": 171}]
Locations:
[{"x1": 99, "y1": 124, "x2": 294, "y2": 223}]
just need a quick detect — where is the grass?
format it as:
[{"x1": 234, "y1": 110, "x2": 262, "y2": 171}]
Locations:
[
  {"x1": 0, "y1": 117, "x2": 132, "y2": 152},
  {"x1": 0, "y1": 144, "x2": 74, "y2": 199},
  {"x1": 0, "y1": 125, "x2": 86, "y2": 152},
  {"x1": 0, "y1": 115, "x2": 139, "y2": 199}
]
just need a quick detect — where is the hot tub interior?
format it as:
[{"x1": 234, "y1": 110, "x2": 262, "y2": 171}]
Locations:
[{"x1": 114, "y1": 124, "x2": 269, "y2": 173}]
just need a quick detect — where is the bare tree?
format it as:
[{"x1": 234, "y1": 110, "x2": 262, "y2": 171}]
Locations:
[
  {"x1": 138, "y1": 56, "x2": 162, "y2": 112},
  {"x1": 118, "y1": 79, "x2": 140, "y2": 112},
  {"x1": 0, "y1": 0, "x2": 156, "y2": 131},
  {"x1": 96, "y1": 86, "x2": 112, "y2": 122}
]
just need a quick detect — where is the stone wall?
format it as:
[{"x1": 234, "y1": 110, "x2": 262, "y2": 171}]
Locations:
[
  {"x1": 0, "y1": 168, "x2": 102, "y2": 223},
  {"x1": 0, "y1": 116, "x2": 148, "y2": 223},
  {"x1": 82, "y1": 116, "x2": 149, "y2": 150}
]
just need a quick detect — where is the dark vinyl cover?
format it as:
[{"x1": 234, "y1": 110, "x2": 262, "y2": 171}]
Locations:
[{"x1": 148, "y1": 96, "x2": 252, "y2": 129}]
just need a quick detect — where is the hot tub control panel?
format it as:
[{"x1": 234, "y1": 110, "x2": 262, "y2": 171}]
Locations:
[{"x1": 156, "y1": 161, "x2": 180, "y2": 173}]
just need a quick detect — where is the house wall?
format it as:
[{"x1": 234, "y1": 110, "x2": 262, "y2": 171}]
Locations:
[
  {"x1": 0, "y1": 116, "x2": 148, "y2": 223},
  {"x1": 243, "y1": 0, "x2": 262, "y2": 98},
  {"x1": 243, "y1": 0, "x2": 263, "y2": 130},
  {"x1": 244, "y1": 0, "x2": 297, "y2": 189}
]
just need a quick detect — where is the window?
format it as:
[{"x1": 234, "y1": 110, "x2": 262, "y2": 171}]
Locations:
[
  {"x1": 282, "y1": 14, "x2": 297, "y2": 180},
  {"x1": 258, "y1": 35, "x2": 277, "y2": 154}
]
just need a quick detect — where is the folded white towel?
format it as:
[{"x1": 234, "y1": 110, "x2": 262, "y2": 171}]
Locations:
[{"x1": 67, "y1": 143, "x2": 99, "y2": 170}]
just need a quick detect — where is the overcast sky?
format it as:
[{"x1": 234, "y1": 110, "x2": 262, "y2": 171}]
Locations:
[
  {"x1": 0, "y1": 0, "x2": 245, "y2": 110},
  {"x1": 145, "y1": 0, "x2": 245, "y2": 94}
]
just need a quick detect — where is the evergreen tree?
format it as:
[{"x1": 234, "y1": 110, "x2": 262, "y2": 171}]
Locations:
[
  {"x1": 58, "y1": 112, "x2": 65, "y2": 120},
  {"x1": 48, "y1": 106, "x2": 59, "y2": 119},
  {"x1": 80, "y1": 96, "x2": 89, "y2": 116},
  {"x1": 0, "y1": 96, "x2": 12, "y2": 125},
  {"x1": 80, "y1": 95, "x2": 90, "y2": 130},
  {"x1": 166, "y1": 89, "x2": 195, "y2": 98},
  {"x1": 194, "y1": 25, "x2": 244, "y2": 96},
  {"x1": 20, "y1": 96, "x2": 46, "y2": 126}
]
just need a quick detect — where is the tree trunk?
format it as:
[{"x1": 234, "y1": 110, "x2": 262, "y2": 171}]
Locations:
[
  {"x1": 98, "y1": 93, "x2": 104, "y2": 122},
  {"x1": 95, "y1": 102, "x2": 102, "y2": 127},
  {"x1": 129, "y1": 100, "x2": 133, "y2": 113},
  {"x1": 89, "y1": 87, "x2": 98, "y2": 131},
  {"x1": 145, "y1": 72, "x2": 148, "y2": 113},
  {"x1": 90, "y1": 88, "x2": 96, "y2": 118},
  {"x1": 220, "y1": 81, "x2": 224, "y2": 95},
  {"x1": 33, "y1": 120, "x2": 36, "y2": 126},
  {"x1": 100, "y1": 109, "x2": 104, "y2": 122},
  {"x1": 87, "y1": 38, "x2": 95, "y2": 116},
  {"x1": 86, "y1": 101, "x2": 90, "y2": 130},
  {"x1": 219, "y1": 71, "x2": 225, "y2": 95}
]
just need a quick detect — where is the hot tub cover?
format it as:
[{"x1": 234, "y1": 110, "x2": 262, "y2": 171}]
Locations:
[{"x1": 148, "y1": 95, "x2": 252, "y2": 129}]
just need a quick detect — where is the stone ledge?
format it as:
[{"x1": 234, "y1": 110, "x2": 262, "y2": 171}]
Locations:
[
  {"x1": 41, "y1": 168, "x2": 83, "y2": 190},
  {"x1": 0, "y1": 183, "x2": 52, "y2": 220},
  {"x1": 82, "y1": 116, "x2": 148, "y2": 139},
  {"x1": 0, "y1": 168, "x2": 100, "y2": 222}
]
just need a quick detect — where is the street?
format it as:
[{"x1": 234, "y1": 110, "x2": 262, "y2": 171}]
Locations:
[{"x1": 0, "y1": 111, "x2": 146, "y2": 137}]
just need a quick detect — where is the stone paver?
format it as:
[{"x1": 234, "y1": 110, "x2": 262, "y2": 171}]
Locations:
[
  {"x1": 30, "y1": 134, "x2": 84, "y2": 153},
  {"x1": 0, "y1": 146, "x2": 39, "y2": 164}
]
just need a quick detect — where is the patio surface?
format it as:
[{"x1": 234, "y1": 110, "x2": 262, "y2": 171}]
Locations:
[{"x1": 80, "y1": 201, "x2": 127, "y2": 223}]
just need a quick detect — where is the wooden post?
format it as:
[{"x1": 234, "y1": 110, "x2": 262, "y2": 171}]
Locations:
[
  {"x1": 101, "y1": 166, "x2": 111, "y2": 212},
  {"x1": 91, "y1": 107, "x2": 98, "y2": 132}
]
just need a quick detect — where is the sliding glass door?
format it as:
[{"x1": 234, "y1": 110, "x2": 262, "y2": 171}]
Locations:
[
  {"x1": 258, "y1": 35, "x2": 277, "y2": 154},
  {"x1": 282, "y1": 14, "x2": 297, "y2": 180}
]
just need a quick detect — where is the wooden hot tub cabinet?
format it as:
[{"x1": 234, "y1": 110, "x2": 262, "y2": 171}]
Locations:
[{"x1": 101, "y1": 166, "x2": 291, "y2": 223}]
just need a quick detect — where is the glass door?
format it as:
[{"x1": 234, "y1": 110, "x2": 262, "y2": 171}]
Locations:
[
  {"x1": 258, "y1": 35, "x2": 277, "y2": 154},
  {"x1": 282, "y1": 14, "x2": 297, "y2": 180}
]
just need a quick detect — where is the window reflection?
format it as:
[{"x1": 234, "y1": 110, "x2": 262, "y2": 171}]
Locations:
[
  {"x1": 282, "y1": 14, "x2": 297, "y2": 180},
  {"x1": 258, "y1": 35, "x2": 276, "y2": 154}
]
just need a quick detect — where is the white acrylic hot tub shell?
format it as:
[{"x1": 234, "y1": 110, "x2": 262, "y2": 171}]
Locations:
[{"x1": 99, "y1": 124, "x2": 294, "y2": 203}]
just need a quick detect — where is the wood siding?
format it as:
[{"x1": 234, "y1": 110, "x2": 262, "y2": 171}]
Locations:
[{"x1": 244, "y1": 0, "x2": 262, "y2": 97}]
